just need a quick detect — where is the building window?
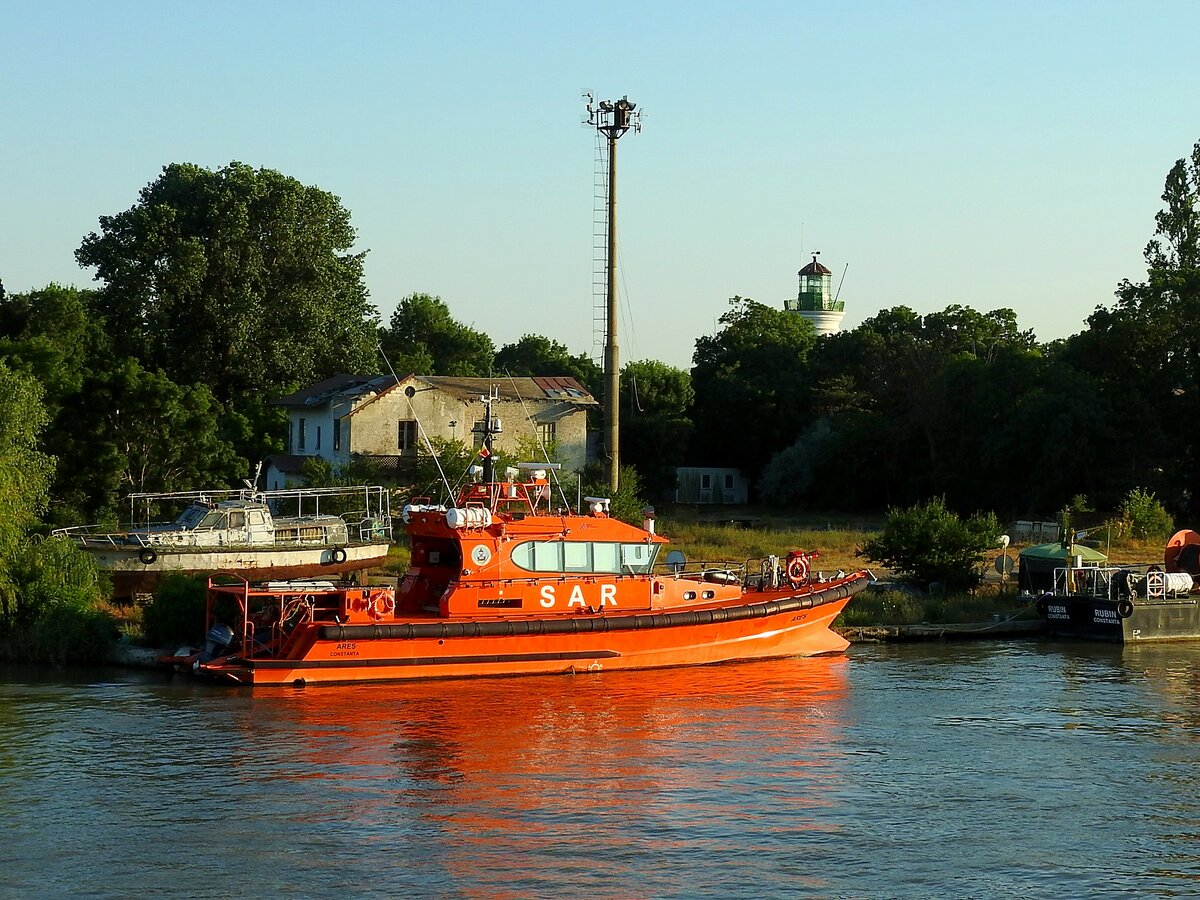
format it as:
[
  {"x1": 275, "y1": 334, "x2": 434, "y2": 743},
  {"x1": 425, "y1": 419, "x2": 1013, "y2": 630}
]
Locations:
[
  {"x1": 538, "y1": 421, "x2": 556, "y2": 445},
  {"x1": 398, "y1": 420, "x2": 418, "y2": 452},
  {"x1": 298, "y1": 418, "x2": 306, "y2": 451},
  {"x1": 724, "y1": 474, "x2": 734, "y2": 490},
  {"x1": 701, "y1": 473, "x2": 712, "y2": 490},
  {"x1": 316, "y1": 425, "x2": 321, "y2": 451},
  {"x1": 333, "y1": 418, "x2": 341, "y2": 451}
]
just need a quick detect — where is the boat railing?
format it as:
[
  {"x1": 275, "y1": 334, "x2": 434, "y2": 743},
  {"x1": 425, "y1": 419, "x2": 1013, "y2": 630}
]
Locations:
[
  {"x1": 653, "y1": 559, "x2": 747, "y2": 585},
  {"x1": 124, "y1": 484, "x2": 392, "y2": 532},
  {"x1": 1051, "y1": 564, "x2": 1161, "y2": 599}
]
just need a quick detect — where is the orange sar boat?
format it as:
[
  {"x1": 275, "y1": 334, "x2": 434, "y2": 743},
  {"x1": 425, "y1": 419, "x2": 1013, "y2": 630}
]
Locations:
[{"x1": 166, "y1": 409, "x2": 870, "y2": 686}]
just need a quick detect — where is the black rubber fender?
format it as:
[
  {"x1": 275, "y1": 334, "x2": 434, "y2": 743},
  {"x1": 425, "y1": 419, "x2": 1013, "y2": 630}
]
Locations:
[
  {"x1": 330, "y1": 547, "x2": 348, "y2": 565},
  {"x1": 1117, "y1": 598, "x2": 1134, "y2": 619},
  {"x1": 138, "y1": 547, "x2": 157, "y2": 565}
]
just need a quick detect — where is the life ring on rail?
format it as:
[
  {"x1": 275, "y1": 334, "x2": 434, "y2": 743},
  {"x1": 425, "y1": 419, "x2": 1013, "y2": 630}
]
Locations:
[
  {"x1": 368, "y1": 590, "x2": 395, "y2": 620},
  {"x1": 785, "y1": 555, "x2": 809, "y2": 587},
  {"x1": 138, "y1": 547, "x2": 157, "y2": 565},
  {"x1": 330, "y1": 547, "x2": 348, "y2": 565},
  {"x1": 1117, "y1": 598, "x2": 1134, "y2": 619}
]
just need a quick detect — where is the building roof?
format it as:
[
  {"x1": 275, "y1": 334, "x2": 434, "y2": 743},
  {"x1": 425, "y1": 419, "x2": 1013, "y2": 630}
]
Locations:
[
  {"x1": 411, "y1": 375, "x2": 597, "y2": 405},
  {"x1": 274, "y1": 374, "x2": 597, "y2": 410},
  {"x1": 799, "y1": 257, "x2": 832, "y2": 276},
  {"x1": 273, "y1": 374, "x2": 399, "y2": 409}
]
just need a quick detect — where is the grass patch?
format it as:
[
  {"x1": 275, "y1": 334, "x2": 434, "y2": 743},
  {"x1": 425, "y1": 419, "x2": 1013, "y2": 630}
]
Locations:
[
  {"x1": 835, "y1": 584, "x2": 1036, "y2": 627},
  {"x1": 657, "y1": 519, "x2": 867, "y2": 575}
]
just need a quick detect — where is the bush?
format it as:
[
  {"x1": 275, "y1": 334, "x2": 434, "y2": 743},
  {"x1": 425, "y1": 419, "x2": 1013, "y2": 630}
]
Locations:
[
  {"x1": 860, "y1": 497, "x2": 1001, "y2": 591},
  {"x1": 0, "y1": 537, "x2": 115, "y2": 664},
  {"x1": 1120, "y1": 488, "x2": 1174, "y2": 540},
  {"x1": 578, "y1": 463, "x2": 650, "y2": 525},
  {"x1": 142, "y1": 574, "x2": 208, "y2": 646}
]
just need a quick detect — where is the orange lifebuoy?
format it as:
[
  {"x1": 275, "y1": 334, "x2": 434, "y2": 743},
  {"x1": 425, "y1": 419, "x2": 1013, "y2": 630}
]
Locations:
[
  {"x1": 786, "y1": 556, "x2": 809, "y2": 586},
  {"x1": 368, "y1": 589, "x2": 395, "y2": 620}
]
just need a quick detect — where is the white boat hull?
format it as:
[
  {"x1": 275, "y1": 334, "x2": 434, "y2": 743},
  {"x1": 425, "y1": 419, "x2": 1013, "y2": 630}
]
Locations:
[{"x1": 95, "y1": 542, "x2": 391, "y2": 597}]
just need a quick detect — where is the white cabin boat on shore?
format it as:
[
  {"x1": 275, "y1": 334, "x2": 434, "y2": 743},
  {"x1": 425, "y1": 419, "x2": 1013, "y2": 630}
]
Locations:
[{"x1": 54, "y1": 485, "x2": 393, "y2": 598}]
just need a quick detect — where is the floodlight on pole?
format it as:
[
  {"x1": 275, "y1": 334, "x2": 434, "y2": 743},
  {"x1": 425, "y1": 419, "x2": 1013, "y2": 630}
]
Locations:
[{"x1": 584, "y1": 93, "x2": 641, "y2": 492}]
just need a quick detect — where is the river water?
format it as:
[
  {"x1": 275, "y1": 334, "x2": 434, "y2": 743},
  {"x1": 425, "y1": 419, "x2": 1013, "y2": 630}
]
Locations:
[{"x1": 2, "y1": 640, "x2": 1199, "y2": 898}]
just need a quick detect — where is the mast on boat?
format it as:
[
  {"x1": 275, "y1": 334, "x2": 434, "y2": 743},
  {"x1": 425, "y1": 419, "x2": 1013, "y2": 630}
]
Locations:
[{"x1": 585, "y1": 93, "x2": 640, "y2": 491}]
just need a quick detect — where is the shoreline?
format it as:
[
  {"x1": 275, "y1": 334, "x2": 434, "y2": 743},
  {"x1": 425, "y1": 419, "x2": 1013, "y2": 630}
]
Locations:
[{"x1": 836, "y1": 619, "x2": 1047, "y2": 643}]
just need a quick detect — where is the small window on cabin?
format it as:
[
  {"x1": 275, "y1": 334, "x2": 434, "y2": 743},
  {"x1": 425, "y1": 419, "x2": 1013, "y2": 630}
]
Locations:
[
  {"x1": 724, "y1": 474, "x2": 734, "y2": 490},
  {"x1": 510, "y1": 541, "x2": 567, "y2": 572},
  {"x1": 298, "y1": 418, "x2": 307, "y2": 451},
  {"x1": 592, "y1": 542, "x2": 621, "y2": 573},
  {"x1": 333, "y1": 418, "x2": 341, "y2": 451},
  {"x1": 228, "y1": 511, "x2": 245, "y2": 529},
  {"x1": 563, "y1": 542, "x2": 591, "y2": 572},
  {"x1": 620, "y1": 543, "x2": 656, "y2": 574},
  {"x1": 532, "y1": 541, "x2": 564, "y2": 572},
  {"x1": 199, "y1": 511, "x2": 225, "y2": 530},
  {"x1": 398, "y1": 420, "x2": 418, "y2": 452},
  {"x1": 701, "y1": 473, "x2": 711, "y2": 489},
  {"x1": 511, "y1": 542, "x2": 534, "y2": 570}
]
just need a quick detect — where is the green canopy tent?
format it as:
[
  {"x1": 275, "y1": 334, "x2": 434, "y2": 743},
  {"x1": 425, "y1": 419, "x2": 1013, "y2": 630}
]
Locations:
[{"x1": 1018, "y1": 542, "x2": 1108, "y2": 592}]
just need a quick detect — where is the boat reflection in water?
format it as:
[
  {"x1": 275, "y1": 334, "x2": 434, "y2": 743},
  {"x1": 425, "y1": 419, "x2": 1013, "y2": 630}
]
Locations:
[{"x1": 233, "y1": 656, "x2": 850, "y2": 895}]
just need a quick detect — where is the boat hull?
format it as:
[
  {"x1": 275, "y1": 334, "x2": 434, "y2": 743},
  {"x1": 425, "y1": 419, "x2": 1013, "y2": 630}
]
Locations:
[
  {"x1": 1039, "y1": 594, "x2": 1200, "y2": 643},
  {"x1": 197, "y1": 580, "x2": 863, "y2": 685},
  {"x1": 100, "y1": 543, "x2": 391, "y2": 597}
]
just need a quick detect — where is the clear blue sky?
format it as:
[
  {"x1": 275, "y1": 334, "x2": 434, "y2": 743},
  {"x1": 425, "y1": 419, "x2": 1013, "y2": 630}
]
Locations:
[{"x1": 3, "y1": 1, "x2": 1198, "y2": 369}]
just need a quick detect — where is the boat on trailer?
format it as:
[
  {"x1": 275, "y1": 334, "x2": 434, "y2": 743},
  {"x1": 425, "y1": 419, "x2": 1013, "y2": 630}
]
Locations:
[
  {"x1": 54, "y1": 484, "x2": 393, "y2": 598},
  {"x1": 164, "y1": 401, "x2": 870, "y2": 686}
]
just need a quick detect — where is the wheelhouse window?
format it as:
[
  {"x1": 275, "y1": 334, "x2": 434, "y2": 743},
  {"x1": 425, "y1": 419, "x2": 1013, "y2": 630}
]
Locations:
[
  {"x1": 511, "y1": 540, "x2": 658, "y2": 574},
  {"x1": 398, "y1": 419, "x2": 418, "y2": 452}
]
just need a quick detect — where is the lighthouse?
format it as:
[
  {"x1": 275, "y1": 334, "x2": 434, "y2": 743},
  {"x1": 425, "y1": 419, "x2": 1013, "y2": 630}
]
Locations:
[{"x1": 784, "y1": 253, "x2": 845, "y2": 336}]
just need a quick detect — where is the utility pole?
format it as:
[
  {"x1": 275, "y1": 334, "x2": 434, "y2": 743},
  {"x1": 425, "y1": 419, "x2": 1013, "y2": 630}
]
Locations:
[{"x1": 585, "y1": 93, "x2": 640, "y2": 492}]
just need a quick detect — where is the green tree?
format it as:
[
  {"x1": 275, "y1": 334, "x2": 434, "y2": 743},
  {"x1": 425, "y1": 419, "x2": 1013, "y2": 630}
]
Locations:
[
  {"x1": 860, "y1": 497, "x2": 1002, "y2": 591},
  {"x1": 0, "y1": 284, "x2": 109, "y2": 407},
  {"x1": 0, "y1": 362, "x2": 55, "y2": 614},
  {"x1": 1056, "y1": 139, "x2": 1200, "y2": 512},
  {"x1": 798, "y1": 304, "x2": 1045, "y2": 511},
  {"x1": 494, "y1": 334, "x2": 602, "y2": 395},
  {"x1": 620, "y1": 360, "x2": 693, "y2": 500},
  {"x1": 0, "y1": 366, "x2": 111, "y2": 664},
  {"x1": 51, "y1": 360, "x2": 244, "y2": 524},
  {"x1": 689, "y1": 297, "x2": 818, "y2": 482},
  {"x1": 75, "y1": 161, "x2": 378, "y2": 405},
  {"x1": 380, "y1": 293, "x2": 494, "y2": 376}
]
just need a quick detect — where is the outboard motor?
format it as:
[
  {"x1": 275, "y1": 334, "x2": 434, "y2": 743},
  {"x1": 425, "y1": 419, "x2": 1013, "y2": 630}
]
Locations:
[{"x1": 197, "y1": 623, "x2": 236, "y2": 662}]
